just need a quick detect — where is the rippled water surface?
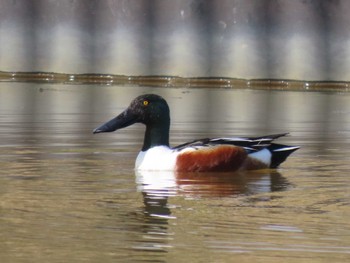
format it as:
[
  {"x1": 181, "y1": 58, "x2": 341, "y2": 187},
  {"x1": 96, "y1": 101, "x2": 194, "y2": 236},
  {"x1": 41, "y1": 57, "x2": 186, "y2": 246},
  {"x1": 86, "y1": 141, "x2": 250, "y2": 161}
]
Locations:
[{"x1": 1, "y1": 83, "x2": 350, "y2": 262}]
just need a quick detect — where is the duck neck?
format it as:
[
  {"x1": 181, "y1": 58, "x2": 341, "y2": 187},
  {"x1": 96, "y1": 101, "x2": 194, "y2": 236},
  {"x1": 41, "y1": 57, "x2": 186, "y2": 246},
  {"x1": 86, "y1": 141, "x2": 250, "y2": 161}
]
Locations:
[{"x1": 142, "y1": 122, "x2": 170, "y2": 151}]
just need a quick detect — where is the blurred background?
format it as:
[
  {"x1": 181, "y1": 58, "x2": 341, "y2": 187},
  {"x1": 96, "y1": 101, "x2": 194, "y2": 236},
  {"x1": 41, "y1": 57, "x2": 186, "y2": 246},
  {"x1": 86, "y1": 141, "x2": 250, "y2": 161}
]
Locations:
[{"x1": 1, "y1": 0, "x2": 350, "y2": 81}]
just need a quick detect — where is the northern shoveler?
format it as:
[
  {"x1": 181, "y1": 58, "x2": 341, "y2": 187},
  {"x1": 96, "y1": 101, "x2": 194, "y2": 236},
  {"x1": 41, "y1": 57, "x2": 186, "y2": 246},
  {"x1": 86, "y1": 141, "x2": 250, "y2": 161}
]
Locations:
[{"x1": 93, "y1": 94, "x2": 299, "y2": 172}]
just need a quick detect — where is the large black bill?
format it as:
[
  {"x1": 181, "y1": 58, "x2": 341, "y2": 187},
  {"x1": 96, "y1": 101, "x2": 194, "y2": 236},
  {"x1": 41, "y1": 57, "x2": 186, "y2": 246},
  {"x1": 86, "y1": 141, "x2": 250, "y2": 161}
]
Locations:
[{"x1": 93, "y1": 110, "x2": 138, "y2": 134}]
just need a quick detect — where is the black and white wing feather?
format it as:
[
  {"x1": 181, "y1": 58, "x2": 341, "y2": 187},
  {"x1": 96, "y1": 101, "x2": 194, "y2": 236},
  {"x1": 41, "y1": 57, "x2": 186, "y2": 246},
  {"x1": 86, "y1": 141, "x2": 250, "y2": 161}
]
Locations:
[{"x1": 173, "y1": 133, "x2": 289, "y2": 152}]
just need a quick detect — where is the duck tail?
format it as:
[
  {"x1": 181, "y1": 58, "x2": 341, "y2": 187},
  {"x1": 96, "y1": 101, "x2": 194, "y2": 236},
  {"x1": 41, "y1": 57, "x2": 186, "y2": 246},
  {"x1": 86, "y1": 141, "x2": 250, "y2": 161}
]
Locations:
[{"x1": 268, "y1": 144, "x2": 300, "y2": 168}]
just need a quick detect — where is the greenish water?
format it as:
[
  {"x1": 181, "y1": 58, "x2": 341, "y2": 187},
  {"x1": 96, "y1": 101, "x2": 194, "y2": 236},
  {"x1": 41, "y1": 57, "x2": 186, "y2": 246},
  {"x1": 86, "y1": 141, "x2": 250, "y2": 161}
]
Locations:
[{"x1": 1, "y1": 83, "x2": 350, "y2": 262}]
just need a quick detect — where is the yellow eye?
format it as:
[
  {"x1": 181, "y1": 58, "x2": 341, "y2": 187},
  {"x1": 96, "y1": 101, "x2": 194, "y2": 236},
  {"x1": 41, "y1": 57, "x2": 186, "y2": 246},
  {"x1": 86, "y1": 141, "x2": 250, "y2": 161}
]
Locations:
[{"x1": 143, "y1": 100, "x2": 149, "y2": 106}]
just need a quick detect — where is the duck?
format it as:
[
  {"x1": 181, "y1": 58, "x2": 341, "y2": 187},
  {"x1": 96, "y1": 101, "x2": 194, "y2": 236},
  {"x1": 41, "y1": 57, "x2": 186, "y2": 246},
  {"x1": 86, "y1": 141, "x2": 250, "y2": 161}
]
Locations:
[{"x1": 93, "y1": 94, "x2": 299, "y2": 172}]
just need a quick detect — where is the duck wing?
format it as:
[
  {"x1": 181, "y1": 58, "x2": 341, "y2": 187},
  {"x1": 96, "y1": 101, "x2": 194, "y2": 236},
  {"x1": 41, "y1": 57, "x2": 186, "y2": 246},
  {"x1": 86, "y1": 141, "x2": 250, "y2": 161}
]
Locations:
[{"x1": 173, "y1": 133, "x2": 289, "y2": 152}]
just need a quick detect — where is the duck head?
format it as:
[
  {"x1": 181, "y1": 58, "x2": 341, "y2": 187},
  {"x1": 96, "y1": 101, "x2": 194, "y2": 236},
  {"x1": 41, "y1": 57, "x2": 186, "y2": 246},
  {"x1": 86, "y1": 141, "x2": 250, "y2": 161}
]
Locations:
[{"x1": 93, "y1": 94, "x2": 171, "y2": 150}]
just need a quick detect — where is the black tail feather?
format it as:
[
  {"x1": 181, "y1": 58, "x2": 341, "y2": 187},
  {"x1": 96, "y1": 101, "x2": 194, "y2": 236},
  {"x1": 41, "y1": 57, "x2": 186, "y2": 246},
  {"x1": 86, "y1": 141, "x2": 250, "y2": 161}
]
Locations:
[{"x1": 268, "y1": 143, "x2": 300, "y2": 168}]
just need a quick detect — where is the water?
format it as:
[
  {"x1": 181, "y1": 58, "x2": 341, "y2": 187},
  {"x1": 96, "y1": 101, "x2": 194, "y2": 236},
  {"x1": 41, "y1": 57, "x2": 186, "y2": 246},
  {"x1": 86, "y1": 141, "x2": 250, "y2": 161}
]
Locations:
[{"x1": 1, "y1": 83, "x2": 350, "y2": 262}]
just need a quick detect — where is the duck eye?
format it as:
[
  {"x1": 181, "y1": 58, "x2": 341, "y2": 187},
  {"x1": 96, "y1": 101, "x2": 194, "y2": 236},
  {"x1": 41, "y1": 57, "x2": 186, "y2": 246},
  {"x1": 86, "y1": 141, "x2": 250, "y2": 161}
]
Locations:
[{"x1": 143, "y1": 100, "x2": 149, "y2": 106}]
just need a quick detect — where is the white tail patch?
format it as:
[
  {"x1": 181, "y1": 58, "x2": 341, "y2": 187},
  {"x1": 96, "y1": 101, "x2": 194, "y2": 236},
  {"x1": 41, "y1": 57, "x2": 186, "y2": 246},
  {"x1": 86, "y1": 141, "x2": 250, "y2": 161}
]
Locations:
[{"x1": 248, "y1": 149, "x2": 272, "y2": 166}]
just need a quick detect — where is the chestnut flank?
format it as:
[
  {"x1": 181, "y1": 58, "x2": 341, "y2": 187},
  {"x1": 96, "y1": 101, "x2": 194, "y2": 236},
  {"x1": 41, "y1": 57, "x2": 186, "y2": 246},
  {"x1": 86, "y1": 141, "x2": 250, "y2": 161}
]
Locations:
[{"x1": 176, "y1": 145, "x2": 248, "y2": 172}]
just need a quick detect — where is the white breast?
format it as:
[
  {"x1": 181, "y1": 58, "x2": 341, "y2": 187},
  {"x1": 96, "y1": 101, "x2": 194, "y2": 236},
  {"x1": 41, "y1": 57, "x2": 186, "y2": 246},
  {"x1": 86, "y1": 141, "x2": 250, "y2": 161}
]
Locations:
[{"x1": 135, "y1": 146, "x2": 179, "y2": 171}]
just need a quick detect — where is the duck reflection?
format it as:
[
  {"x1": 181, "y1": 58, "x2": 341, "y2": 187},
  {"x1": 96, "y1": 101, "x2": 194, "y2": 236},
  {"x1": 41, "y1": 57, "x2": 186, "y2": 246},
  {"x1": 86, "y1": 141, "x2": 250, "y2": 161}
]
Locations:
[
  {"x1": 136, "y1": 169, "x2": 290, "y2": 201},
  {"x1": 132, "y1": 170, "x2": 290, "y2": 255},
  {"x1": 130, "y1": 174, "x2": 175, "y2": 255},
  {"x1": 132, "y1": 170, "x2": 291, "y2": 229},
  {"x1": 136, "y1": 170, "x2": 177, "y2": 220},
  {"x1": 137, "y1": 169, "x2": 291, "y2": 220}
]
